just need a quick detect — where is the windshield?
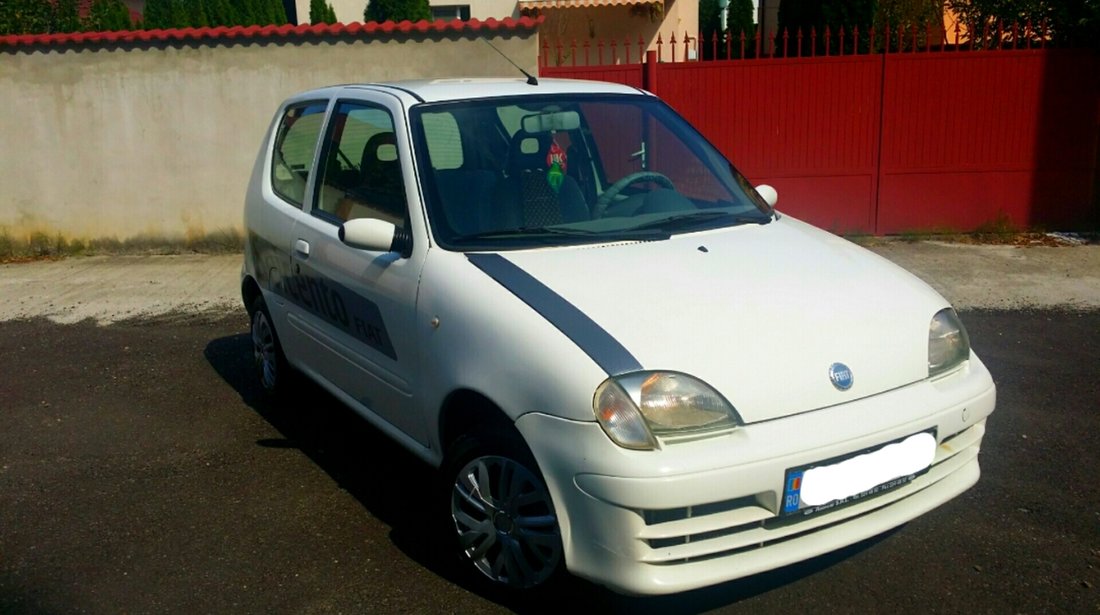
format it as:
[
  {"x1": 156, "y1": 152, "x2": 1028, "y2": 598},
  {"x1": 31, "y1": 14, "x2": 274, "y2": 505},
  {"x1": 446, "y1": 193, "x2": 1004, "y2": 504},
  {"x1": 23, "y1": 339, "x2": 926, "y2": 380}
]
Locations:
[{"x1": 409, "y1": 94, "x2": 772, "y2": 251}]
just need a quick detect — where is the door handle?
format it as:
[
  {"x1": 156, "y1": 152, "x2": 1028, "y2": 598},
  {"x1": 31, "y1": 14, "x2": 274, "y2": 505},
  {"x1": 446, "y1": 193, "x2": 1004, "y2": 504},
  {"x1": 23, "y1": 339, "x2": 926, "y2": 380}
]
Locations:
[{"x1": 294, "y1": 239, "x2": 311, "y2": 258}]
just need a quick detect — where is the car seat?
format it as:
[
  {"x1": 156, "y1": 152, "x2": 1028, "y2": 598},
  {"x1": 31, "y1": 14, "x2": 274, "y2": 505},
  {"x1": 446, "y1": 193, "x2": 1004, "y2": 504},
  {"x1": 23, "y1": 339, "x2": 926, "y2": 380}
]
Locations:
[{"x1": 493, "y1": 131, "x2": 588, "y2": 229}]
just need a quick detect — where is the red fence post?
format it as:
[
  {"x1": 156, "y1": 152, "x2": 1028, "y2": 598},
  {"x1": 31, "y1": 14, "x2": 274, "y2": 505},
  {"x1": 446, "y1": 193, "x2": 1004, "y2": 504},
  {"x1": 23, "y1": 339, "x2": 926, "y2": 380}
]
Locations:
[{"x1": 644, "y1": 49, "x2": 658, "y2": 92}]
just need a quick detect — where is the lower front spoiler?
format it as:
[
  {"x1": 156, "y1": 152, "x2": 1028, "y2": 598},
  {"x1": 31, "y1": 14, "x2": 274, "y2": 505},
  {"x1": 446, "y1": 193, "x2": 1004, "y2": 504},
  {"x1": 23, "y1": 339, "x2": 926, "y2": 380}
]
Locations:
[{"x1": 572, "y1": 452, "x2": 979, "y2": 595}]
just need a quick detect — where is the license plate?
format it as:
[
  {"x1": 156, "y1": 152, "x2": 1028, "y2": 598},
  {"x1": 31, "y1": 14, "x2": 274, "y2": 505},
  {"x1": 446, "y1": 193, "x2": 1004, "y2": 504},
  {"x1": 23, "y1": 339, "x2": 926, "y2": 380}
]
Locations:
[{"x1": 781, "y1": 431, "x2": 937, "y2": 517}]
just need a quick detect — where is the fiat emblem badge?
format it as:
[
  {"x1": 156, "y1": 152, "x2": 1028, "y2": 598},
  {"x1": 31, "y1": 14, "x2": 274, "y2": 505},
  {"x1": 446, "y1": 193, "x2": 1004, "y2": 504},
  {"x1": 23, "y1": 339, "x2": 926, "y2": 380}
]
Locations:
[{"x1": 829, "y1": 363, "x2": 853, "y2": 391}]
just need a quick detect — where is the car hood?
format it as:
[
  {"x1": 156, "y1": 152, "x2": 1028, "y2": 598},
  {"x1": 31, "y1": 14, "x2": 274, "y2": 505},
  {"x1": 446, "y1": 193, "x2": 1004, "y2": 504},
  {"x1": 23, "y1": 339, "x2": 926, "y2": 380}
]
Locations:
[{"x1": 491, "y1": 217, "x2": 950, "y2": 424}]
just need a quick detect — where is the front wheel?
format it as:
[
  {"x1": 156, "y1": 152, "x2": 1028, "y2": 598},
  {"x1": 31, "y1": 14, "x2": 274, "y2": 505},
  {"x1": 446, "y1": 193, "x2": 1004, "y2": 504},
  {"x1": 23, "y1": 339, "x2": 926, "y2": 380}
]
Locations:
[{"x1": 443, "y1": 431, "x2": 563, "y2": 591}]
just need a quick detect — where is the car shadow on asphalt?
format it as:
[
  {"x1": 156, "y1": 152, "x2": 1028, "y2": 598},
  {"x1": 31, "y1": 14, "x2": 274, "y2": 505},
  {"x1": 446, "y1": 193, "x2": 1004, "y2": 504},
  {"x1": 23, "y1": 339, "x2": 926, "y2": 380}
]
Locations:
[{"x1": 203, "y1": 332, "x2": 896, "y2": 613}]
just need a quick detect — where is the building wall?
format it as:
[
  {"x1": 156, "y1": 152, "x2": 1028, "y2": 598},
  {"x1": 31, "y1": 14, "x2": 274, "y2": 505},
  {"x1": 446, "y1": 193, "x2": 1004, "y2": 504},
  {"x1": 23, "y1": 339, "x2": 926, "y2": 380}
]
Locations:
[
  {"x1": 0, "y1": 28, "x2": 538, "y2": 242},
  {"x1": 540, "y1": 0, "x2": 699, "y2": 62}
]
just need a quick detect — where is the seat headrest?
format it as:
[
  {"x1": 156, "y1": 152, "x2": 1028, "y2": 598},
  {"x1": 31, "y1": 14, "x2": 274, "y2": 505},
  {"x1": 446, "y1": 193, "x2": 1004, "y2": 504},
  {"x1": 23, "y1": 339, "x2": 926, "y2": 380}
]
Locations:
[
  {"x1": 361, "y1": 131, "x2": 398, "y2": 171},
  {"x1": 507, "y1": 131, "x2": 551, "y2": 175}
]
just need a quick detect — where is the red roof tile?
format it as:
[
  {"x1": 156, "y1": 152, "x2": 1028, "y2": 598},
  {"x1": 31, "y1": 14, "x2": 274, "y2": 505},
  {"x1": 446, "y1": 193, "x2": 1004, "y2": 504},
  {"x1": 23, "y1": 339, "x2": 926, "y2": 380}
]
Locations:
[{"x1": 0, "y1": 17, "x2": 543, "y2": 49}]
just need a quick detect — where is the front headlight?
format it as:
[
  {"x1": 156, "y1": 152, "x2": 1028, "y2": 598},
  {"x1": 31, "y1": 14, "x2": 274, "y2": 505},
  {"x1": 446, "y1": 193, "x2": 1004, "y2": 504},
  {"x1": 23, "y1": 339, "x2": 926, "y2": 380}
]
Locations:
[
  {"x1": 593, "y1": 372, "x2": 740, "y2": 450},
  {"x1": 929, "y1": 308, "x2": 970, "y2": 377}
]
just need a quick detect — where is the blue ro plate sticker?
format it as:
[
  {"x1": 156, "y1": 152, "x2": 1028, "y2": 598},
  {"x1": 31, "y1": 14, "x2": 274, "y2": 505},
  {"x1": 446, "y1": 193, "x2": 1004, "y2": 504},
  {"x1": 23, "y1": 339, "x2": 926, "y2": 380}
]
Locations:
[{"x1": 781, "y1": 431, "x2": 937, "y2": 517}]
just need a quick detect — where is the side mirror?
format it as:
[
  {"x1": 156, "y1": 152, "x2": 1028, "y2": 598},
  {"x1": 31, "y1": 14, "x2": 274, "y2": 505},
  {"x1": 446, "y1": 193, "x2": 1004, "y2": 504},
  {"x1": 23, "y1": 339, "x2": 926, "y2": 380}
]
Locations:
[
  {"x1": 755, "y1": 184, "x2": 778, "y2": 208},
  {"x1": 339, "y1": 218, "x2": 411, "y2": 256}
]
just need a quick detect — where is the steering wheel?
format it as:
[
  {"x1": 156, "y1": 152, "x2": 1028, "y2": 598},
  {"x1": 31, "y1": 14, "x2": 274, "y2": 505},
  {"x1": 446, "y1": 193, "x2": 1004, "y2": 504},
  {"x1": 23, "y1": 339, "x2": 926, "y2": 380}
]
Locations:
[{"x1": 593, "y1": 172, "x2": 675, "y2": 217}]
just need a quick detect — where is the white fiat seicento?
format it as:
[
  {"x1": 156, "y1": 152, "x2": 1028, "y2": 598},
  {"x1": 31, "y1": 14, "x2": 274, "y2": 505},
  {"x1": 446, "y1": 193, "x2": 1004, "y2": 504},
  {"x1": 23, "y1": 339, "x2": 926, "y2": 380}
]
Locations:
[{"x1": 241, "y1": 78, "x2": 996, "y2": 595}]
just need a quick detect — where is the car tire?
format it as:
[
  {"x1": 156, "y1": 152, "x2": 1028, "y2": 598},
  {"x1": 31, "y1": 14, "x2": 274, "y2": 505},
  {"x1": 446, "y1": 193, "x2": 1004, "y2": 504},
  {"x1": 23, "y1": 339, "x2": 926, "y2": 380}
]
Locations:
[
  {"x1": 249, "y1": 294, "x2": 291, "y2": 399},
  {"x1": 442, "y1": 429, "x2": 564, "y2": 593}
]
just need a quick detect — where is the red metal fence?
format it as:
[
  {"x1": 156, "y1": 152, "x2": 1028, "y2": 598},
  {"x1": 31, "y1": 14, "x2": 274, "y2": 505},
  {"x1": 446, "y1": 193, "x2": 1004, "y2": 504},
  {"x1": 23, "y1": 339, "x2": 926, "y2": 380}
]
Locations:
[{"x1": 540, "y1": 27, "x2": 1099, "y2": 234}]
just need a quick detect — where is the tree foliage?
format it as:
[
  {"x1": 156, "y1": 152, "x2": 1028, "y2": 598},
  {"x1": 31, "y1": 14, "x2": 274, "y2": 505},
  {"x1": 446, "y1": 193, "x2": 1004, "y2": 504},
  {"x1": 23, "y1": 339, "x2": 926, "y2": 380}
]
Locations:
[
  {"x1": 143, "y1": 0, "x2": 287, "y2": 29},
  {"x1": 0, "y1": 0, "x2": 55, "y2": 34},
  {"x1": 698, "y1": 0, "x2": 720, "y2": 47},
  {"x1": 947, "y1": 0, "x2": 1100, "y2": 46},
  {"x1": 876, "y1": 0, "x2": 943, "y2": 28},
  {"x1": 699, "y1": 0, "x2": 755, "y2": 59},
  {"x1": 728, "y1": 0, "x2": 755, "y2": 39},
  {"x1": 0, "y1": 0, "x2": 130, "y2": 34},
  {"x1": 310, "y1": 0, "x2": 337, "y2": 23},
  {"x1": 54, "y1": 0, "x2": 81, "y2": 32},
  {"x1": 86, "y1": 0, "x2": 132, "y2": 31},
  {"x1": 364, "y1": 0, "x2": 431, "y2": 23},
  {"x1": 778, "y1": 0, "x2": 877, "y2": 35}
]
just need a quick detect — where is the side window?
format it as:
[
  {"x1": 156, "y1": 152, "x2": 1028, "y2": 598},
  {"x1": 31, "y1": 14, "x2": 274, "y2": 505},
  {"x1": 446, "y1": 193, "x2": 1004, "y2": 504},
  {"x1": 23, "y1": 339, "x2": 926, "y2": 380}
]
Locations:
[
  {"x1": 315, "y1": 101, "x2": 406, "y2": 228},
  {"x1": 271, "y1": 102, "x2": 327, "y2": 208}
]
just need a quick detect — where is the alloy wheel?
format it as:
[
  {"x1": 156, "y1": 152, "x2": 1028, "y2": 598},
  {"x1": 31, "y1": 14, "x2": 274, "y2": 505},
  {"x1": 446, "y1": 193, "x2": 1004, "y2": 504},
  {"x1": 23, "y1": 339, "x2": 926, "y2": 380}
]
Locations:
[{"x1": 451, "y1": 455, "x2": 562, "y2": 589}]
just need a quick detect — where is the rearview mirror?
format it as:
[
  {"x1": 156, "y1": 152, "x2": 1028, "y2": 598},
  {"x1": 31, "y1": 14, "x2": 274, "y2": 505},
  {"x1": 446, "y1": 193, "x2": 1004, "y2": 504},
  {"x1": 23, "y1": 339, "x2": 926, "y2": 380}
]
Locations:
[{"x1": 522, "y1": 111, "x2": 581, "y2": 134}]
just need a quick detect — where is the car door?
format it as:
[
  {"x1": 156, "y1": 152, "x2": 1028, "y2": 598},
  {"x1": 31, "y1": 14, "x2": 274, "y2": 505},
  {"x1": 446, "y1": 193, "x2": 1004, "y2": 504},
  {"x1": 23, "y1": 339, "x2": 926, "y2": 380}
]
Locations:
[
  {"x1": 282, "y1": 94, "x2": 427, "y2": 445},
  {"x1": 255, "y1": 99, "x2": 330, "y2": 348}
]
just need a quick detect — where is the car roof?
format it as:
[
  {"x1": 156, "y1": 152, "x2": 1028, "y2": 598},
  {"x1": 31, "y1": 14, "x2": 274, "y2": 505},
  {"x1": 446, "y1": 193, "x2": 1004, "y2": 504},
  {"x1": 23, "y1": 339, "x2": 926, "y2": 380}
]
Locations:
[{"x1": 287, "y1": 78, "x2": 649, "y2": 105}]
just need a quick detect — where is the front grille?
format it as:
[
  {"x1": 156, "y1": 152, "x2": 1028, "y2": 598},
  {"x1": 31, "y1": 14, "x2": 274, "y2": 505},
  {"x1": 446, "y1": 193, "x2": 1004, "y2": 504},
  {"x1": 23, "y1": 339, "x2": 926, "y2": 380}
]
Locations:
[{"x1": 635, "y1": 422, "x2": 985, "y2": 564}]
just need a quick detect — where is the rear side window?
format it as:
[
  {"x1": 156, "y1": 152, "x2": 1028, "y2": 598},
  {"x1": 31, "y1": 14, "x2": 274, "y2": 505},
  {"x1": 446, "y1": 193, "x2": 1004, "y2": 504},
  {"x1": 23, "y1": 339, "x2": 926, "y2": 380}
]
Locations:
[{"x1": 270, "y1": 102, "x2": 327, "y2": 208}]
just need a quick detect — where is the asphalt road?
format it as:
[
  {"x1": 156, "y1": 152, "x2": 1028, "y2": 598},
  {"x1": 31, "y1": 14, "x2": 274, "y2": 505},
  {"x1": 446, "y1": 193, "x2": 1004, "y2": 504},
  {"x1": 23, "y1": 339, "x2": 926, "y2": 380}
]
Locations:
[{"x1": 1, "y1": 309, "x2": 1098, "y2": 614}]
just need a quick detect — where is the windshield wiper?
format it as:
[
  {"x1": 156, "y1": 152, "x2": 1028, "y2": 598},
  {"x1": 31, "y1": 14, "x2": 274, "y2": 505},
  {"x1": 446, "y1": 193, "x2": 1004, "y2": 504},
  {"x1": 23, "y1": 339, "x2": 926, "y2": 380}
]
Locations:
[
  {"x1": 630, "y1": 210, "x2": 772, "y2": 233},
  {"x1": 451, "y1": 226, "x2": 670, "y2": 244}
]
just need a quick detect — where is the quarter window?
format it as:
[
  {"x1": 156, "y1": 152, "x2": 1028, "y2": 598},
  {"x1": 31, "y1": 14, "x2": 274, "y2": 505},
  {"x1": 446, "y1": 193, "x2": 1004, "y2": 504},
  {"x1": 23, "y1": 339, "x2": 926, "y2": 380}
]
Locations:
[{"x1": 270, "y1": 102, "x2": 327, "y2": 208}]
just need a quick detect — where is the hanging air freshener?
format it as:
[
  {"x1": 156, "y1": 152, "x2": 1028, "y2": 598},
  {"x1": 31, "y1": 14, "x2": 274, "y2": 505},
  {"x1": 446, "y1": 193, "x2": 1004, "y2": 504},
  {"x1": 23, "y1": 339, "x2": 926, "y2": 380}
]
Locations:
[{"x1": 546, "y1": 140, "x2": 568, "y2": 193}]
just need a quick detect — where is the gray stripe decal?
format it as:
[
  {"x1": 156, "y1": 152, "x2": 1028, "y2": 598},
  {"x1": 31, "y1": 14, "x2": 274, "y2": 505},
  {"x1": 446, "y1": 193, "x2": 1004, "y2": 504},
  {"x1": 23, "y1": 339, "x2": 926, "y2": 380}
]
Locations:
[{"x1": 466, "y1": 253, "x2": 642, "y2": 376}]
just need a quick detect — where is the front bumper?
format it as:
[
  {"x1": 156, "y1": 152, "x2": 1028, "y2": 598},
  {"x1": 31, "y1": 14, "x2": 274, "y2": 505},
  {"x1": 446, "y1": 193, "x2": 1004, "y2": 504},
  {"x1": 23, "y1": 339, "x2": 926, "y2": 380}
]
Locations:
[{"x1": 515, "y1": 355, "x2": 996, "y2": 595}]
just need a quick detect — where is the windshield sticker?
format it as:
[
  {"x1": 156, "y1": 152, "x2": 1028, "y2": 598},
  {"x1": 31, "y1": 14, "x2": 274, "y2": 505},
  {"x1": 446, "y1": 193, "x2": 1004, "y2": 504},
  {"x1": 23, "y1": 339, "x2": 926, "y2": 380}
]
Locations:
[{"x1": 546, "y1": 141, "x2": 567, "y2": 193}]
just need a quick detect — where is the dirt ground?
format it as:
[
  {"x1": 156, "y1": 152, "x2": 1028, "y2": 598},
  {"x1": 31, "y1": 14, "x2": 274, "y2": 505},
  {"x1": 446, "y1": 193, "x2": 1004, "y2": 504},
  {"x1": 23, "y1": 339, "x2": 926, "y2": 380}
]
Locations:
[{"x1": 0, "y1": 241, "x2": 1097, "y2": 325}]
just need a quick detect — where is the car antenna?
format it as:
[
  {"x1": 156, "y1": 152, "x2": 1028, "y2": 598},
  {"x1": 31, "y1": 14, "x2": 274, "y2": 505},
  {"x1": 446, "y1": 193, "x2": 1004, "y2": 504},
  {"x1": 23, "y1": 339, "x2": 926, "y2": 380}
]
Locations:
[{"x1": 482, "y1": 38, "x2": 538, "y2": 86}]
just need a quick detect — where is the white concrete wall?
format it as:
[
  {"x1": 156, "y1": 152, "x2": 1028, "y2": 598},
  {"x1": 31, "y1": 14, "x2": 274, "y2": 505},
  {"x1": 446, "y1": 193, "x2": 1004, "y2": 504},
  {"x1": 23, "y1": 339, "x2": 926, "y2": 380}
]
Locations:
[{"x1": 0, "y1": 32, "x2": 537, "y2": 242}]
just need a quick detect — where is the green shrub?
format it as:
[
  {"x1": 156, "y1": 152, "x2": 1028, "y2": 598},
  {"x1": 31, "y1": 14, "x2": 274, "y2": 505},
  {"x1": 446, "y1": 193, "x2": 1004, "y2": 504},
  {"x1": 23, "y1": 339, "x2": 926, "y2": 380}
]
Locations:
[
  {"x1": 311, "y1": 0, "x2": 337, "y2": 23},
  {"x1": 364, "y1": 0, "x2": 430, "y2": 23},
  {"x1": 86, "y1": 0, "x2": 132, "y2": 31}
]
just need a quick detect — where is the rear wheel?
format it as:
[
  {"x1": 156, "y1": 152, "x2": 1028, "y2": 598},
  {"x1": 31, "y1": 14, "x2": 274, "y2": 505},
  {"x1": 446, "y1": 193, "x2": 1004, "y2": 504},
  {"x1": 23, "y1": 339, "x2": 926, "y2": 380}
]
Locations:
[
  {"x1": 249, "y1": 295, "x2": 290, "y2": 397},
  {"x1": 443, "y1": 430, "x2": 563, "y2": 591}
]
